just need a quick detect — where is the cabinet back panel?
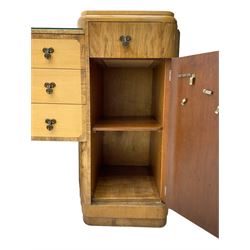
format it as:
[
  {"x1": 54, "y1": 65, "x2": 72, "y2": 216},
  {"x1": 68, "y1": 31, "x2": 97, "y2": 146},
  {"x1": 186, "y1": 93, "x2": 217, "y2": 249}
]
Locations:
[
  {"x1": 103, "y1": 68, "x2": 153, "y2": 117},
  {"x1": 103, "y1": 132, "x2": 150, "y2": 166}
]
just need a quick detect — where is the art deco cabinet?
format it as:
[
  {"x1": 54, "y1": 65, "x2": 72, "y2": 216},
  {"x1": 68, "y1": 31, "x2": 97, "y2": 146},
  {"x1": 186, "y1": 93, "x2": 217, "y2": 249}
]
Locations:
[{"x1": 31, "y1": 11, "x2": 219, "y2": 237}]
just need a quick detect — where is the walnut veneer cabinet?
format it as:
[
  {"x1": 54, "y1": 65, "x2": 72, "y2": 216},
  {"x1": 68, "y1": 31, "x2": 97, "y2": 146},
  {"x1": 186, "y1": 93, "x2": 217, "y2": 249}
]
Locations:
[{"x1": 31, "y1": 11, "x2": 219, "y2": 237}]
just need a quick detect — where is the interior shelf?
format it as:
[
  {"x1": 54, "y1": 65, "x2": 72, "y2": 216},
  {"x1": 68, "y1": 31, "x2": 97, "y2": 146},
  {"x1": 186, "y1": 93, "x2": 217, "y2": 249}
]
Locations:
[
  {"x1": 93, "y1": 117, "x2": 162, "y2": 132},
  {"x1": 93, "y1": 166, "x2": 160, "y2": 202}
]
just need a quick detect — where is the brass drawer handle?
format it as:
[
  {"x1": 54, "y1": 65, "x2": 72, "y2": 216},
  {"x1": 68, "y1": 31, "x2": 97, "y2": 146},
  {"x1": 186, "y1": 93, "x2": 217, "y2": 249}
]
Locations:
[
  {"x1": 119, "y1": 35, "x2": 131, "y2": 47},
  {"x1": 45, "y1": 119, "x2": 56, "y2": 131},
  {"x1": 44, "y1": 82, "x2": 56, "y2": 94},
  {"x1": 42, "y1": 47, "x2": 54, "y2": 59}
]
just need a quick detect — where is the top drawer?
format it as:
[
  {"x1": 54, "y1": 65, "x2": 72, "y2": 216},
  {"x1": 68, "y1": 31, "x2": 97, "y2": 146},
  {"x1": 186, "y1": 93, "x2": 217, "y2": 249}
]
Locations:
[
  {"x1": 32, "y1": 39, "x2": 81, "y2": 69},
  {"x1": 89, "y1": 22, "x2": 178, "y2": 58}
]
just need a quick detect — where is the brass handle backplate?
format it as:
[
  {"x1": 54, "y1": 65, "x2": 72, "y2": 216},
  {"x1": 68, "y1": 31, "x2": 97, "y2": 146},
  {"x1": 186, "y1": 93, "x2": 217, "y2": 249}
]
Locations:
[
  {"x1": 45, "y1": 119, "x2": 56, "y2": 131},
  {"x1": 44, "y1": 82, "x2": 56, "y2": 94},
  {"x1": 42, "y1": 47, "x2": 54, "y2": 59},
  {"x1": 119, "y1": 35, "x2": 131, "y2": 47}
]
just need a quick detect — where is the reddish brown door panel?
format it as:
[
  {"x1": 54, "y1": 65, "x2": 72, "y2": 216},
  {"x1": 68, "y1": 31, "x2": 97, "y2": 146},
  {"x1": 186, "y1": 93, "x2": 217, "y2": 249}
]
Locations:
[{"x1": 167, "y1": 52, "x2": 219, "y2": 237}]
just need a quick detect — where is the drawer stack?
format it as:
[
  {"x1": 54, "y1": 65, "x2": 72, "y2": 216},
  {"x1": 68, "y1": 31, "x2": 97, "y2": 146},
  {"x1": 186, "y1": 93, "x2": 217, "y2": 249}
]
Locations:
[{"x1": 31, "y1": 29, "x2": 86, "y2": 141}]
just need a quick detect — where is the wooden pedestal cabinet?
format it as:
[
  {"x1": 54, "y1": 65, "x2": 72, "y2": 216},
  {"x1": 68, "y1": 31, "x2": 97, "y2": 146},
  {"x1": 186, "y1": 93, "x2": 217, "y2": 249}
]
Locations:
[{"x1": 31, "y1": 11, "x2": 219, "y2": 237}]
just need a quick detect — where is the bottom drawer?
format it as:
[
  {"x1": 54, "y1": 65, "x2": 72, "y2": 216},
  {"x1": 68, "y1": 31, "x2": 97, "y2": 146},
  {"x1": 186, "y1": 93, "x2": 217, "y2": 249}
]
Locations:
[{"x1": 31, "y1": 104, "x2": 85, "y2": 141}]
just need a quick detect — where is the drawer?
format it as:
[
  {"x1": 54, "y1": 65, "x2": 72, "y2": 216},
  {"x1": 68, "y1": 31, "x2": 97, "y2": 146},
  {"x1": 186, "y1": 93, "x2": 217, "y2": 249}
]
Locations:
[
  {"x1": 89, "y1": 22, "x2": 178, "y2": 58},
  {"x1": 31, "y1": 69, "x2": 85, "y2": 104},
  {"x1": 32, "y1": 39, "x2": 81, "y2": 69},
  {"x1": 31, "y1": 104, "x2": 86, "y2": 141}
]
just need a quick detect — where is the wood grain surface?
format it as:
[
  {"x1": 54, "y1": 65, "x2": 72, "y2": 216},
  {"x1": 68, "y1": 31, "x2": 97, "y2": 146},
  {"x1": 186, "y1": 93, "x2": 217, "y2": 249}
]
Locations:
[
  {"x1": 93, "y1": 166, "x2": 159, "y2": 202},
  {"x1": 78, "y1": 11, "x2": 177, "y2": 28},
  {"x1": 167, "y1": 52, "x2": 219, "y2": 237},
  {"x1": 89, "y1": 22, "x2": 178, "y2": 58},
  {"x1": 103, "y1": 67, "x2": 153, "y2": 117},
  {"x1": 32, "y1": 38, "x2": 81, "y2": 69},
  {"x1": 31, "y1": 69, "x2": 83, "y2": 104},
  {"x1": 83, "y1": 202, "x2": 166, "y2": 219},
  {"x1": 31, "y1": 104, "x2": 85, "y2": 140},
  {"x1": 32, "y1": 28, "x2": 84, "y2": 35},
  {"x1": 83, "y1": 216, "x2": 166, "y2": 227},
  {"x1": 102, "y1": 131, "x2": 151, "y2": 166},
  {"x1": 93, "y1": 117, "x2": 161, "y2": 131}
]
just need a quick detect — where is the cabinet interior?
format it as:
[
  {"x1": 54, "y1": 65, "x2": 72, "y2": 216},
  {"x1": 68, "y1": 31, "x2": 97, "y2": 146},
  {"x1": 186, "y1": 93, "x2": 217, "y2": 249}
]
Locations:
[{"x1": 90, "y1": 59, "x2": 167, "y2": 203}]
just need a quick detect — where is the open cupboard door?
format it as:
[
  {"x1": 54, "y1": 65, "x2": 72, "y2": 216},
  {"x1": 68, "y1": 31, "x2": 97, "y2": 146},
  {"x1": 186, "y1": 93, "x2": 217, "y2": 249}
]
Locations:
[{"x1": 166, "y1": 52, "x2": 219, "y2": 237}]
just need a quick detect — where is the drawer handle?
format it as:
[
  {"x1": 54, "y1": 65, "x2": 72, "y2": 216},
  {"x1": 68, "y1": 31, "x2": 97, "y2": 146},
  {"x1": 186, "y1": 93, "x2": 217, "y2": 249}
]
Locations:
[
  {"x1": 44, "y1": 82, "x2": 56, "y2": 94},
  {"x1": 119, "y1": 35, "x2": 131, "y2": 47},
  {"x1": 45, "y1": 119, "x2": 56, "y2": 131},
  {"x1": 42, "y1": 47, "x2": 54, "y2": 59}
]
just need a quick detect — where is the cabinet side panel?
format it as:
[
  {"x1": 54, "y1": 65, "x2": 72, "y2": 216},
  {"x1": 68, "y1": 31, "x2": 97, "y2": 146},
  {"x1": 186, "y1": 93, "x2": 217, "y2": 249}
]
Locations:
[
  {"x1": 150, "y1": 61, "x2": 168, "y2": 195},
  {"x1": 157, "y1": 60, "x2": 171, "y2": 201},
  {"x1": 79, "y1": 23, "x2": 91, "y2": 204},
  {"x1": 90, "y1": 60, "x2": 104, "y2": 194}
]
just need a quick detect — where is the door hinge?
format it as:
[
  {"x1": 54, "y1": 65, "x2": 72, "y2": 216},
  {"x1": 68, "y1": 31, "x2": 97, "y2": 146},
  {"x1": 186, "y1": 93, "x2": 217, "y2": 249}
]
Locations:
[{"x1": 169, "y1": 70, "x2": 172, "y2": 82}]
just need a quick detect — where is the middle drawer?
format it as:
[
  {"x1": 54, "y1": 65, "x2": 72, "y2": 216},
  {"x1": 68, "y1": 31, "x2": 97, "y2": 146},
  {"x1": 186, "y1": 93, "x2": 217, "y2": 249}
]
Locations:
[{"x1": 32, "y1": 69, "x2": 85, "y2": 104}]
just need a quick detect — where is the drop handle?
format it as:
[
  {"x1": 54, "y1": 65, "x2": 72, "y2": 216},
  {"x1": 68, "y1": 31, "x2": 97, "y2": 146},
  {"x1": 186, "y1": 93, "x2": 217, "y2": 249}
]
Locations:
[
  {"x1": 42, "y1": 47, "x2": 54, "y2": 59},
  {"x1": 119, "y1": 35, "x2": 131, "y2": 47},
  {"x1": 45, "y1": 119, "x2": 56, "y2": 131},
  {"x1": 44, "y1": 82, "x2": 56, "y2": 94}
]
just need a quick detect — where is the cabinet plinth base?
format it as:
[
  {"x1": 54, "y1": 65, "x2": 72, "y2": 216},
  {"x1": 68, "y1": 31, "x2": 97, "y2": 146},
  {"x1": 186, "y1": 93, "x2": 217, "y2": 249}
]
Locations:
[
  {"x1": 81, "y1": 203, "x2": 167, "y2": 227},
  {"x1": 83, "y1": 216, "x2": 166, "y2": 227}
]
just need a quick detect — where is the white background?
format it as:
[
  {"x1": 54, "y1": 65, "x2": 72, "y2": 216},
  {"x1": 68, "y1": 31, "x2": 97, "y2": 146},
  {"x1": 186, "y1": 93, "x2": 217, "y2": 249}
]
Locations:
[{"x1": 0, "y1": 0, "x2": 250, "y2": 249}]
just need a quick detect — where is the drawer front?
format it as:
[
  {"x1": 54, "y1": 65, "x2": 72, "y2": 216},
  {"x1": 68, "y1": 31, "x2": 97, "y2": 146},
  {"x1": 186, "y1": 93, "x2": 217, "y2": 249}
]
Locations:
[
  {"x1": 32, "y1": 39, "x2": 81, "y2": 69},
  {"x1": 31, "y1": 104, "x2": 85, "y2": 141},
  {"x1": 89, "y1": 22, "x2": 178, "y2": 58},
  {"x1": 31, "y1": 69, "x2": 85, "y2": 104}
]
